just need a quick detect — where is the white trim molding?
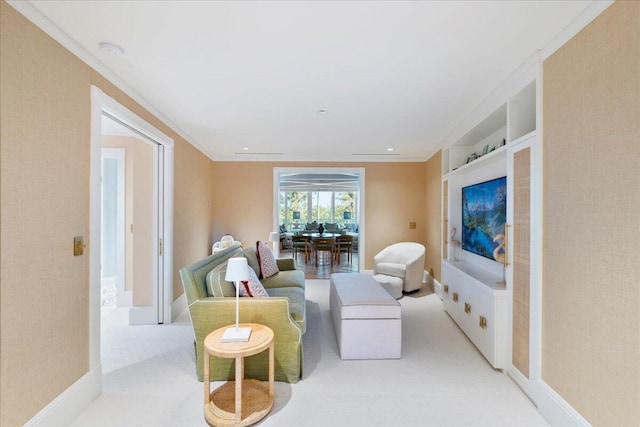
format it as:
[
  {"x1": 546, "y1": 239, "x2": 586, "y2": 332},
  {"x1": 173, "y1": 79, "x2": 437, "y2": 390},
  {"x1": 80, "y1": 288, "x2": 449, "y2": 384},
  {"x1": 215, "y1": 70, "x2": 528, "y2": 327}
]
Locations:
[
  {"x1": 171, "y1": 293, "x2": 188, "y2": 322},
  {"x1": 25, "y1": 366, "x2": 102, "y2": 426},
  {"x1": 536, "y1": 380, "x2": 591, "y2": 426}
]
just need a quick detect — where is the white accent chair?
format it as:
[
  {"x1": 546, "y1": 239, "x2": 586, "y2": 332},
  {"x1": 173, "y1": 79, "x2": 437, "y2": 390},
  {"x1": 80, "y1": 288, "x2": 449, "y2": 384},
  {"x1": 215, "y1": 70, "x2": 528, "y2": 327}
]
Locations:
[
  {"x1": 373, "y1": 242, "x2": 426, "y2": 294},
  {"x1": 212, "y1": 234, "x2": 241, "y2": 254}
]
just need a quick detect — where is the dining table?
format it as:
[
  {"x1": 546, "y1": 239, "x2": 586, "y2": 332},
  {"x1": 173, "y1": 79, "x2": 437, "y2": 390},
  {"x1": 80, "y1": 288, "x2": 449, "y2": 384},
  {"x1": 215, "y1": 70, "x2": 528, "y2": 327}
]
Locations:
[{"x1": 299, "y1": 233, "x2": 340, "y2": 266}]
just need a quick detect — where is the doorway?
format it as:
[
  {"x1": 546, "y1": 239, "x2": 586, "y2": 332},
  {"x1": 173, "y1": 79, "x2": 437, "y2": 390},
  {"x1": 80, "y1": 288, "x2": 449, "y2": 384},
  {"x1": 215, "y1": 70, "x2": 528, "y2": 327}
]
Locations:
[
  {"x1": 100, "y1": 147, "x2": 128, "y2": 309},
  {"x1": 273, "y1": 167, "x2": 365, "y2": 273},
  {"x1": 89, "y1": 86, "x2": 174, "y2": 372}
]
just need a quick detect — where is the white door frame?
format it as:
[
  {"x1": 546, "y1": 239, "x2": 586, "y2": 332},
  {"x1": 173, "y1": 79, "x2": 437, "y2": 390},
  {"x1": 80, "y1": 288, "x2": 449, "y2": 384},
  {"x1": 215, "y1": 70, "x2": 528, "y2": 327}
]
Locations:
[
  {"x1": 89, "y1": 85, "x2": 174, "y2": 369},
  {"x1": 273, "y1": 167, "x2": 365, "y2": 272},
  {"x1": 101, "y1": 148, "x2": 131, "y2": 307}
]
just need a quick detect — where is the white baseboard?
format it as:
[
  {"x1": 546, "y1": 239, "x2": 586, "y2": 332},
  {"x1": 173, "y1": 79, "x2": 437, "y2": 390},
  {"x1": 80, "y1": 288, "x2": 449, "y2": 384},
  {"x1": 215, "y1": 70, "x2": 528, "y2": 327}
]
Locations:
[
  {"x1": 506, "y1": 366, "x2": 537, "y2": 406},
  {"x1": 128, "y1": 305, "x2": 157, "y2": 325},
  {"x1": 25, "y1": 365, "x2": 102, "y2": 426},
  {"x1": 171, "y1": 292, "x2": 187, "y2": 321},
  {"x1": 536, "y1": 379, "x2": 590, "y2": 426},
  {"x1": 433, "y1": 277, "x2": 443, "y2": 300}
]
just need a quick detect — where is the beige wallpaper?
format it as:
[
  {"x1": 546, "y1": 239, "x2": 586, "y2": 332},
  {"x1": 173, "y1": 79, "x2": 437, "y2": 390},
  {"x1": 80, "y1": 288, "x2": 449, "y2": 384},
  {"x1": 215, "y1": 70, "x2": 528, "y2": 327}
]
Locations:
[
  {"x1": 424, "y1": 151, "x2": 442, "y2": 282},
  {"x1": 0, "y1": 2, "x2": 217, "y2": 424},
  {"x1": 542, "y1": 1, "x2": 640, "y2": 425},
  {"x1": 210, "y1": 161, "x2": 427, "y2": 270}
]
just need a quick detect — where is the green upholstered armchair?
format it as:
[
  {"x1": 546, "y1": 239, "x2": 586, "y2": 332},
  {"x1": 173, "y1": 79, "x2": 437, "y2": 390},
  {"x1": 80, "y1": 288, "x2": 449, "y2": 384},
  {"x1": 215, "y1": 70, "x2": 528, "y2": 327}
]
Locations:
[{"x1": 179, "y1": 245, "x2": 305, "y2": 383}]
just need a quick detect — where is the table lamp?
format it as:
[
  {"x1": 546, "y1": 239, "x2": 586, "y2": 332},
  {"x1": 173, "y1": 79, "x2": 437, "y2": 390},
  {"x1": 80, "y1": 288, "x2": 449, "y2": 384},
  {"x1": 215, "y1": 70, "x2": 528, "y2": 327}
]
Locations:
[
  {"x1": 222, "y1": 257, "x2": 252, "y2": 342},
  {"x1": 269, "y1": 231, "x2": 280, "y2": 257},
  {"x1": 292, "y1": 211, "x2": 301, "y2": 228},
  {"x1": 269, "y1": 231, "x2": 279, "y2": 249}
]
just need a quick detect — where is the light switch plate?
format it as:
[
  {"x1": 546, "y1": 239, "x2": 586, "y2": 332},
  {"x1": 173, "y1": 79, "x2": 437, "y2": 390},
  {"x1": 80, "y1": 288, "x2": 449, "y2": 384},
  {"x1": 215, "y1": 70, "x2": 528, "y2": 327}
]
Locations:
[
  {"x1": 74, "y1": 236, "x2": 84, "y2": 256},
  {"x1": 409, "y1": 221, "x2": 416, "y2": 229}
]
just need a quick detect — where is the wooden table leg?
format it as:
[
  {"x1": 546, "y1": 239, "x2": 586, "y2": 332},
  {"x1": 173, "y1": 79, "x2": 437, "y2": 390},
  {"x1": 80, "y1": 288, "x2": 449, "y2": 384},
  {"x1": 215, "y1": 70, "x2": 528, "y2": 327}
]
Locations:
[
  {"x1": 269, "y1": 341, "x2": 274, "y2": 397},
  {"x1": 235, "y1": 356, "x2": 243, "y2": 423},
  {"x1": 204, "y1": 350, "x2": 210, "y2": 406}
]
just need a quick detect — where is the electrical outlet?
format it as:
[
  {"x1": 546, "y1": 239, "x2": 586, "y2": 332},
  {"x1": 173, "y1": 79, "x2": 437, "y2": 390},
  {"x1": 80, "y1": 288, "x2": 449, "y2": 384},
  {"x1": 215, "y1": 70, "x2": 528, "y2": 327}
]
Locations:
[{"x1": 409, "y1": 221, "x2": 416, "y2": 229}]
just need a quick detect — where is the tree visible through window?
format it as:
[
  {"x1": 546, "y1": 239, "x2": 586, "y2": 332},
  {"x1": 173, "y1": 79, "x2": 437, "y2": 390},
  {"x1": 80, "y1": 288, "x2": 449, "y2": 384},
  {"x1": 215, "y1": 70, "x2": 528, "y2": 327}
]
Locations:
[{"x1": 279, "y1": 190, "x2": 357, "y2": 230}]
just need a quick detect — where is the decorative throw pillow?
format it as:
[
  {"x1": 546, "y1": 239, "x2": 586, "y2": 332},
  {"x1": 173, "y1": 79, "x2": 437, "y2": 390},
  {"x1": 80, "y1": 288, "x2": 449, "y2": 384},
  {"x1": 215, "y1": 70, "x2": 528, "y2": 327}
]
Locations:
[
  {"x1": 237, "y1": 267, "x2": 269, "y2": 297},
  {"x1": 256, "y1": 240, "x2": 279, "y2": 279}
]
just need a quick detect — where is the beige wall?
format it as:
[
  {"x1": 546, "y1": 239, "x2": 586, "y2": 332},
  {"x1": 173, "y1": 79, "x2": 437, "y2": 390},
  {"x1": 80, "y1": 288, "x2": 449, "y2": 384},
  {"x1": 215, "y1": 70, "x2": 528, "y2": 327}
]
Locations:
[
  {"x1": 424, "y1": 151, "x2": 442, "y2": 282},
  {"x1": 0, "y1": 2, "x2": 216, "y2": 425},
  {"x1": 211, "y1": 162, "x2": 427, "y2": 270},
  {"x1": 542, "y1": 1, "x2": 639, "y2": 425}
]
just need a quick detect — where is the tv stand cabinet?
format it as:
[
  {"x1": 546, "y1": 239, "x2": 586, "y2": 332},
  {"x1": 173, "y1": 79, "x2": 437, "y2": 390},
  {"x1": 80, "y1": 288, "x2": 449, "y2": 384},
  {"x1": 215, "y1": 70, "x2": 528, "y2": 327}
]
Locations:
[{"x1": 442, "y1": 260, "x2": 508, "y2": 369}]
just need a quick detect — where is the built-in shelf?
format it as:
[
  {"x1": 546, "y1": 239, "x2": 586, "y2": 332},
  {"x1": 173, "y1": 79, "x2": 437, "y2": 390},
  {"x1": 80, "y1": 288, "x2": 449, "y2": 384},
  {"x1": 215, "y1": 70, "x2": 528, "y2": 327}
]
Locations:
[
  {"x1": 442, "y1": 81, "x2": 536, "y2": 176},
  {"x1": 449, "y1": 144, "x2": 507, "y2": 176}
]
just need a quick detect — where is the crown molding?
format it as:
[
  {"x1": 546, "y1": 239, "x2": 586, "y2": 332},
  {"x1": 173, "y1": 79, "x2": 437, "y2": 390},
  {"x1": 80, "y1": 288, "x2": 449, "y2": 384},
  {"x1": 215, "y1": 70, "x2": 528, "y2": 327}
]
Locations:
[{"x1": 6, "y1": 0, "x2": 215, "y2": 162}]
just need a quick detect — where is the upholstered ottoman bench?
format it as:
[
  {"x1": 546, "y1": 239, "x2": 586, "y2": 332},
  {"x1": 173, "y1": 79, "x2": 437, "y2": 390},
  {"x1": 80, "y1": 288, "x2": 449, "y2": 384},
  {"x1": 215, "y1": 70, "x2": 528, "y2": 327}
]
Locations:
[{"x1": 330, "y1": 273, "x2": 402, "y2": 360}]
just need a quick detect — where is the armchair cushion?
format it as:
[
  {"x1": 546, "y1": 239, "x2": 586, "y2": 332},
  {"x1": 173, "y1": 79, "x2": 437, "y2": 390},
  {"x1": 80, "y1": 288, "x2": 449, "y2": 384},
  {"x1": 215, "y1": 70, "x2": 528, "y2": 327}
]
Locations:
[{"x1": 375, "y1": 262, "x2": 406, "y2": 278}]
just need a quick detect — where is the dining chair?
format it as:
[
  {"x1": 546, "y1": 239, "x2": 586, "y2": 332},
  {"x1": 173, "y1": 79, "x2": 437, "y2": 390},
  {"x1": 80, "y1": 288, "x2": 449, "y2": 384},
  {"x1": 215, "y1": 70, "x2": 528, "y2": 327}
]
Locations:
[
  {"x1": 335, "y1": 234, "x2": 354, "y2": 264},
  {"x1": 313, "y1": 237, "x2": 336, "y2": 267},
  {"x1": 291, "y1": 235, "x2": 310, "y2": 264}
]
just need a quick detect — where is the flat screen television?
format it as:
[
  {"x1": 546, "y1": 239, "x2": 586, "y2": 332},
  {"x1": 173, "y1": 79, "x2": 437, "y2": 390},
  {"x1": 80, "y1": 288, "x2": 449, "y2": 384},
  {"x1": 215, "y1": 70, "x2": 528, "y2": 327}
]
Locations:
[{"x1": 461, "y1": 177, "x2": 507, "y2": 261}]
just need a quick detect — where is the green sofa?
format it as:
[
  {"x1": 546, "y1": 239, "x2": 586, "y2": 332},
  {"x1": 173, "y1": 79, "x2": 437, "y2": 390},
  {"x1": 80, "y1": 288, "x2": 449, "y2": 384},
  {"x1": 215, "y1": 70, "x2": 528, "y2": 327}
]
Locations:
[{"x1": 179, "y1": 244, "x2": 306, "y2": 383}]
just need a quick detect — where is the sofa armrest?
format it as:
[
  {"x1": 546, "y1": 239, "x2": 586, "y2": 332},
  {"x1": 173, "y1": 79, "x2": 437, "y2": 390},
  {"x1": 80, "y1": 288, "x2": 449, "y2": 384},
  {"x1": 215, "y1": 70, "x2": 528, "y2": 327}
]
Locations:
[
  {"x1": 276, "y1": 258, "x2": 296, "y2": 271},
  {"x1": 189, "y1": 297, "x2": 302, "y2": 383}
]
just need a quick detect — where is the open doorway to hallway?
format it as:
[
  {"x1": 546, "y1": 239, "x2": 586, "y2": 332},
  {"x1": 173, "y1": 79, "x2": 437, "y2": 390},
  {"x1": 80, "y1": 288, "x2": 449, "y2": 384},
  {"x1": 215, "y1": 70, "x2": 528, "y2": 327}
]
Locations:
[
  {"x1": 100, "y1": 115, "x2": 156, "y2": 314},
  {"x1": 90, "y1": 86, "x2": 175, "y2": 379}
]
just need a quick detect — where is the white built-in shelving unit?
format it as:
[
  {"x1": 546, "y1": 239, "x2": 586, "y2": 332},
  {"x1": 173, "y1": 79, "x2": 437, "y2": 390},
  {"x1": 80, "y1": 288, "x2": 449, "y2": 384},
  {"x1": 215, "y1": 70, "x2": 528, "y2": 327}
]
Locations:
[{"x1": 441, "y1": 74, "x2": 538, "y2": 373}]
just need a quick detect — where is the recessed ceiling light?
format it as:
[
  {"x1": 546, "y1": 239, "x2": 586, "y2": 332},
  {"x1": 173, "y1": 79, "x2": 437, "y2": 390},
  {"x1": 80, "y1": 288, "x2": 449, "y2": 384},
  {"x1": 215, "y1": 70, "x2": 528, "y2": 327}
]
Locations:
[
  {"x1": 317, "y1": 109, "x2": 327, "y2": 115},
  {"x1": 99, "y1": 42, "x2": 124, "y2": 56},
  {"x1": 243, "y1": 147, "x2": 249, "y2": 151},
  {"x1": 387, "y1": 148, "x2": 394, "y2": 152}
]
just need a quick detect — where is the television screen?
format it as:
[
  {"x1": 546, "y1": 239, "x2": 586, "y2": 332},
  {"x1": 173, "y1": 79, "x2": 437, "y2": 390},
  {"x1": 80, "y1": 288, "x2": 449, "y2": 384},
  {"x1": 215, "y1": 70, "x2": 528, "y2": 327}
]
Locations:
[{"x1": 461, "y1": 177, "x2": 507, "y2": 261}]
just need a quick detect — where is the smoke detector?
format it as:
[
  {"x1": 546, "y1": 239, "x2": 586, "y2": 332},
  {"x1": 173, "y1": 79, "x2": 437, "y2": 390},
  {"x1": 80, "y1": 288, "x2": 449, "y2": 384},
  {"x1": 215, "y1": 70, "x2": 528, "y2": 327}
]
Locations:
[{"x1": 99, "y1": 42, "x2": 124, "y2": 56}]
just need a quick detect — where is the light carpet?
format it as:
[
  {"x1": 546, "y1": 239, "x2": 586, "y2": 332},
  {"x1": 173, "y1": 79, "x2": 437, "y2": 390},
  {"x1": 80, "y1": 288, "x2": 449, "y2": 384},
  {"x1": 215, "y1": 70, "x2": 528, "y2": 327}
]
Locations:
[{"x1": 73, "y1": 280, "x2": 548, "y2": 426}]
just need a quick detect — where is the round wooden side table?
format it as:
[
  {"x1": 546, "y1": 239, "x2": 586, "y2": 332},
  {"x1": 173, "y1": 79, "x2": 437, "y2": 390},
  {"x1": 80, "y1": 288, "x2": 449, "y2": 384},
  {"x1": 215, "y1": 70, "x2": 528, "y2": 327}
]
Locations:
[{"x1": 203, "y1": 323, "x2": 274, "y2": 426}]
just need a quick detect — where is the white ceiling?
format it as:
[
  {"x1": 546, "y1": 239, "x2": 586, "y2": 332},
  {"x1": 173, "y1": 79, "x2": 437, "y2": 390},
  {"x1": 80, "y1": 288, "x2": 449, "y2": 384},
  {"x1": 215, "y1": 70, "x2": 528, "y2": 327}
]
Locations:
[{"x1": 24, "y1": 0, "x2": 594, "y2": 162}]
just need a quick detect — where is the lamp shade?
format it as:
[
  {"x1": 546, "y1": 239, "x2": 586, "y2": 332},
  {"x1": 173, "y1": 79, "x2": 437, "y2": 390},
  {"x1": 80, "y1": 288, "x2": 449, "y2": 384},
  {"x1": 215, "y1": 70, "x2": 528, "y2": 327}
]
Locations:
[
  {"x1": 225, "y1": 257, "x2": 249, "y2": 282},
  {"x1": 292, "y1": 211, "x2": 301, "y2": 220},
  {"x1": 269, "y1": 231, "x2": 279, "y2": 242},
  {"x1": 343, "y1": 211, "x2": 352, "y2": 220}
]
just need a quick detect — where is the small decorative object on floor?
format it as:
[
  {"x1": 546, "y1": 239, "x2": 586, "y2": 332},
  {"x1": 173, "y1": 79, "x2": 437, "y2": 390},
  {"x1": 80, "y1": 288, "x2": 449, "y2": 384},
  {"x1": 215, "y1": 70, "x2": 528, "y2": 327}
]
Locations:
[{"x1": 318, "y1": 223, "x2": 324, "y2": 235}]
